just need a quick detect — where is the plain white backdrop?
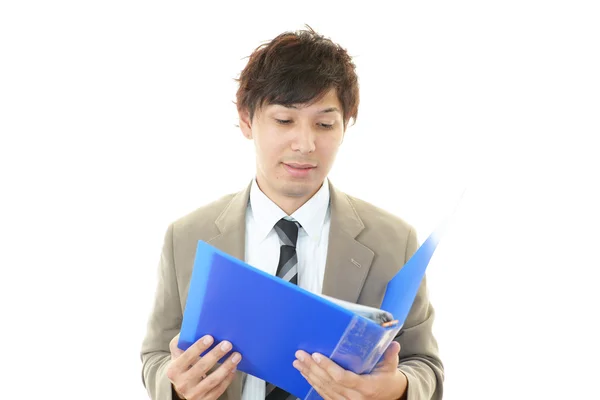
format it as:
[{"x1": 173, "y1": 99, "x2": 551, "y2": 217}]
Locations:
[{"x1": 1, "y1": 1, "x2": 599, "y2": 399}]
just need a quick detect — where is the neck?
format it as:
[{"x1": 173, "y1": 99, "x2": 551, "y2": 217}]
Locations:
[
  {"x1": 275, "y1": 197, "x2": 310, "y2": 216},
  {"x1": 255, "y1": 176, "x2": 323, "y2": 215}
]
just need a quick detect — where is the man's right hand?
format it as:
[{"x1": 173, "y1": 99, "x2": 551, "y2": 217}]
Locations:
[{"x1": 167, "y1": 333, "x2": 241, "y2": 400}]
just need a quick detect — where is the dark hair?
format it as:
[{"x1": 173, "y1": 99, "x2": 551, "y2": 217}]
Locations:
[{"x1": 234, "y1": 25, "x2": 360, "y2": 129}]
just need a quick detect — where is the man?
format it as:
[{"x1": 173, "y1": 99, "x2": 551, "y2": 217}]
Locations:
[{"x1": 141, "y1": 26, "x2": 444, "y2": 400}]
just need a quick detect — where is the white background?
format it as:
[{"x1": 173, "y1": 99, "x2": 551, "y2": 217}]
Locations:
[{"x1": 1, "y1": 1, "x2": 599, "y2": 399}]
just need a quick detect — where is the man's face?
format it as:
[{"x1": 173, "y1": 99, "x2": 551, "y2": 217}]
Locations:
[{"x1": 240, "y1": 88, "x2": 345, "y2": 204}]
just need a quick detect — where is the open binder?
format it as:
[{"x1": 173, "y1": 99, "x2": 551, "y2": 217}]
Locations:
[{"x1": 178, "y1": 222, "x2": 446, "y2": 400}]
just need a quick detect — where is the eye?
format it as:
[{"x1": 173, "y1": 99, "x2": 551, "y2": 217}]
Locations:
[
  {"x1": 275, "y1": 119, "x2": 292, "y2": 125},
  {"x1": 318, "y1": 123, "x2": 334, "y2": 130}
]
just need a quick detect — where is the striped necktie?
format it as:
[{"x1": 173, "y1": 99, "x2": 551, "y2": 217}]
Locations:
[{"x1": 266, "y1": 217, "x2": 301, "y2": 400}]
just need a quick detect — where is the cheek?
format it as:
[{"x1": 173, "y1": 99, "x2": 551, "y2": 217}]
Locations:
[
  {"x1": 317, "y1": 138, "x2": 341, "y2": 162},
  {"x1": 256, "y1": 136, "x2": 285, "y2": 164}
]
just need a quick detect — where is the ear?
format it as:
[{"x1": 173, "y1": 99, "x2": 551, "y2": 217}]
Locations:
[{"x1": 238, "y1": 108, "x2": 253, "y2": 140}]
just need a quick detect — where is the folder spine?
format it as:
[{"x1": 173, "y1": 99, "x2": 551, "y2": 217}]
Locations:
[{"x1": 179, "y1": 243, "x2": 214, "y2": 350}]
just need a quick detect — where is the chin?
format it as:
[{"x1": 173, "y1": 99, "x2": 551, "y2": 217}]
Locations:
[{"x1": 280, "y1": 179, "x2": 322, "y2": 198}]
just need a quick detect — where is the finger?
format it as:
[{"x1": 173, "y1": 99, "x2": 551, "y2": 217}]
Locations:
[
  {"x1": 188, "y1": 352, "x2": 241, "y2": 399},
  {"x1": 311, "y1": 352, "x2": 360, "y2": 389},
  {"x1": 295, "y1": 351, "x2": 359, "y2": 390},
  {"x1": 203, "y1": 366, "x2": 237, "y2": 400},
  {"x1": 299, "y1": 371, "x2": 346, "y2": 400},
  {"x1": 294, "y1": 351, "x2": 348, "y2": 399},
  {"x1": 188, "y1": 340, "x2": 236, "y2": 381},
  {"x1": 294, "y1": 351, "x2": 332, "y2": 385},
  {"x1": 171, "y1": 335, "x2": 214, "y2": 373}
]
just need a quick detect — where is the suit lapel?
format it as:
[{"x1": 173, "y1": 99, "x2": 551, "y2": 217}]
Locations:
[
  {"x1": 206, "y1": 181, "x2": 252, "y2": 262},
  {"x1": 322, "y1": 181, "x2": 374, "y2": 304}
]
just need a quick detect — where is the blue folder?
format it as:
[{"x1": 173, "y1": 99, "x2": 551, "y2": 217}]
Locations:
[{"x1": 178, "y1": 224, "x2": 444, "y2": 400}]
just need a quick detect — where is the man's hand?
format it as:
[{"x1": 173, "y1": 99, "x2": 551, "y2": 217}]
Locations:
[
  {"x1": 166, "y1": 333, "x2": 242, "y2": 400},
  {"x1": 293, "y1": 341, "x2": 408, "y2": 400}
]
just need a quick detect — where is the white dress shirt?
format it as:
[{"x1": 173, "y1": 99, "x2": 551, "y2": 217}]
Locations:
[{"x1": 241, "y1": 178, "x2": 331, "y2": 400}]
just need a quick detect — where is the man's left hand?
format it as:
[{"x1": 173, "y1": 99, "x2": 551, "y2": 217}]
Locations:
[{"x1": 293, "y1": 341, "x2": 408, "y2": 400}]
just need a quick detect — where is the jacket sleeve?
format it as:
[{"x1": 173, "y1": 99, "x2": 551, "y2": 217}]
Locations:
[
  {"x1": 393, "y1": 227, "x2": 445, "y2": 400},
  {"x1": 140, "y1": 223, "x2": 182, "y2": 399}
]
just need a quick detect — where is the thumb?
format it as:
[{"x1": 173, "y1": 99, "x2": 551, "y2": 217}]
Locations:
[
  {"x1": 169, "y1": 333, "x2": 184, "y2": 359},
  {"x1": 383, "y1": 341, "x2": 401, "y2": 363},
  {"x1": 374, "y1": 341, "x2": 401, "y2": 371}
]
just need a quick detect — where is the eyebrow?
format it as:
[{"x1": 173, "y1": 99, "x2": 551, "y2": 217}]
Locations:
[
  {"x1": 280, "y1": 105, "x2": 341, "y2": 114},
  {"x1": 318, "y1": 107, "x2": 341, "y2": 114}
]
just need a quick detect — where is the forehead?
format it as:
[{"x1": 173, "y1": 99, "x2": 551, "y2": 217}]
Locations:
[{"x1": 266, "y1": 88, "x2": 342, "y2": 113}]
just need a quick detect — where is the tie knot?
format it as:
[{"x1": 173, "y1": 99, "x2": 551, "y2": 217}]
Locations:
[{"x1": 274, "y1": 218, "x2": 301, "y2": 247}]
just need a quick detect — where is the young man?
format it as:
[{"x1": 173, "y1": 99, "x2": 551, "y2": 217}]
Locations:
[{"x1": 141, "y1": 27, "x2": 444, "y2": 400}]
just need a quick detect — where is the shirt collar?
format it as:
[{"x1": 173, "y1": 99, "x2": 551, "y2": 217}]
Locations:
[{"x1": 249, "y1": 177, "x2": 330, "y2": 242}]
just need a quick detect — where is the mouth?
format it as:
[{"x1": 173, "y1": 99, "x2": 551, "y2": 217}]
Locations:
[
  {"x1": 282, "y1": 162, "x2": 316, "y2": 178},
  {"x1": 284, "y1": 163, "x2": 316, "y2": 169}
]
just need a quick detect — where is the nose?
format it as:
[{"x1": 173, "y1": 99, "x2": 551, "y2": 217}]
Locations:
[{"x1": 290, "y1": 125, "x2": 316, "y2": 154}]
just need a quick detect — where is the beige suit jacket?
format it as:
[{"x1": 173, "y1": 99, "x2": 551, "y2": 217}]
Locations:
[{"x1": 140, "y1": 180, "x2": 444, "y2": 400}]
